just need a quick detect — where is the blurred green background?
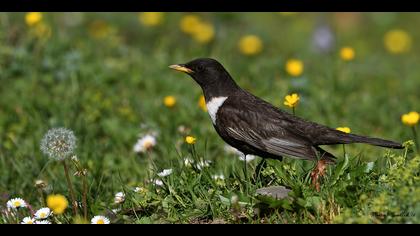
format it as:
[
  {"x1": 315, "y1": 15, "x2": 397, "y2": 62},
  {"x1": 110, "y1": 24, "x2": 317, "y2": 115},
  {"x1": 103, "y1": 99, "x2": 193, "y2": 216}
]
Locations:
[{"x1": 0, "y1": 12, "x2": 419, "y2": 223}]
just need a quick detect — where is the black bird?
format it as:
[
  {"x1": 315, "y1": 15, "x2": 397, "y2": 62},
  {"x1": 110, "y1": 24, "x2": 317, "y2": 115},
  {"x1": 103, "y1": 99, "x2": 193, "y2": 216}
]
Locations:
[{"x1": 169, "y1": 58, "x2": 403, "y2": 189}]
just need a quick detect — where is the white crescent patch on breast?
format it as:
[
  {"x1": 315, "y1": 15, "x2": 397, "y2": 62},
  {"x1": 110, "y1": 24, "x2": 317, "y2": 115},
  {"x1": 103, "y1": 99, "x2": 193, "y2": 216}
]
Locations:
[{"x1": 206, "y1": 96, "x2": 228, "y2": 124}]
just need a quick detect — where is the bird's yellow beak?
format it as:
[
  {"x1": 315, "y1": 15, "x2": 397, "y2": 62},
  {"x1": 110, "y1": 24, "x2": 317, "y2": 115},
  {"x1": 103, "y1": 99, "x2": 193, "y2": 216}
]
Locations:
[{"x1": 169, "y1": 64, "x2": 194, "y2": 74}]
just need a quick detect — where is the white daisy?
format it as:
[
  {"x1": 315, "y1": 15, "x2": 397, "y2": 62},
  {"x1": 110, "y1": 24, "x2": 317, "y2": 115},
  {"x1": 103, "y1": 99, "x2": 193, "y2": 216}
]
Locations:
[
  {"x1": 157, "y1": 169, "x2": 173, "y2": 177},
  {"x1": 114, "y1": 192, "x2": 125, "y2": 204},
  {"x1": 21, "y1": 217, "x2": 35, "y2": 224},
  {"x1": 239, "y1": 154, "x2": 256, "y2": 163},
  {"x1": 6, "y1": 198, "x2": 27, "y2": 209},
  {"x1": 35, "y1": 220, "x2": 51, "y2": 224},
  {"x1": 91, "y1": 215, "x2": 110, "y2": 224},
  {"x1": 133, "y1": 134, "x2": 156, "y2": 153},
  {"x1": 34, "y1": 207, "x2": 52, "y2": 219},
  {"x1": 152, "y1": 179, "x2": 164, "y2": 186},
  {"x1": 196, "y1": 159, "x2": 212, "y2": 170}
]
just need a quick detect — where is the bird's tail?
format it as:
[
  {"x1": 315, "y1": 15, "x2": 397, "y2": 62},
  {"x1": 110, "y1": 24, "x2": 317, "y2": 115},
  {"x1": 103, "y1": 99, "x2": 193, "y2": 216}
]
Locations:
[{"x1": 336, "y1": 133, "x2": 404, "y2": 149}]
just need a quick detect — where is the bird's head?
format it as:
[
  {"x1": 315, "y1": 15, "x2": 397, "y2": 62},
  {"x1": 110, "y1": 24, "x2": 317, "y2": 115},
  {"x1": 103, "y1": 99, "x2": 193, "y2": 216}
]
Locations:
[{"x1": 169, "y1": 58, "x2": 238, "y2": 96}]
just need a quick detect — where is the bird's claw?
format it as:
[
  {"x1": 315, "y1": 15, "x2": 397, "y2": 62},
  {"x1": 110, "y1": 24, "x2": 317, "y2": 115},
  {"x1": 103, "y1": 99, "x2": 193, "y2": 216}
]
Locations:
[{"x1": 310, "y1": 159, "x2": 328, "y2": 192}]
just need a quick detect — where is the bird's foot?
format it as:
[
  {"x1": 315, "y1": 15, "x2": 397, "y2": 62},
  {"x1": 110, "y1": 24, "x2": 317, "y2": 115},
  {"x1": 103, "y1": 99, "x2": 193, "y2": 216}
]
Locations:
[{"x1": 310, "y1": 159, "x2": 328, "y2": 192}]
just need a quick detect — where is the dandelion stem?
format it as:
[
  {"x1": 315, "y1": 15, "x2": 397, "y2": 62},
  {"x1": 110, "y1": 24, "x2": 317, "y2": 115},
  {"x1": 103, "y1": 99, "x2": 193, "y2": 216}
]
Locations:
[
  {"x1": 342, "y1": 144, "x2": 346, "y2": 158},
  {"x1": 82, "y1": 176, "x2": 88, "y2": 220},
  {"x1": 292, "y1": 107, "x2": 296, "y2": 116},
  {"x1": 63, "y1": 161, "x2": 78, "y2": 216}
]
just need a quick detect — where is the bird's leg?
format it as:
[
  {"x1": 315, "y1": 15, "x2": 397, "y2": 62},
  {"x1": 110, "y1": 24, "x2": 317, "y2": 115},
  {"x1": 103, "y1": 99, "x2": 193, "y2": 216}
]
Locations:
[{"x1": 310, "y1": 159, "x2": 328, "y2": 192}]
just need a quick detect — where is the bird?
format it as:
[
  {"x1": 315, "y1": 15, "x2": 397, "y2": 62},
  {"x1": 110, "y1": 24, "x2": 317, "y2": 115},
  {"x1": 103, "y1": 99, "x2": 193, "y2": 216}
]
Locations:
[{"x1": 169, "y1": 58, "x2": 403, "y2": 190}]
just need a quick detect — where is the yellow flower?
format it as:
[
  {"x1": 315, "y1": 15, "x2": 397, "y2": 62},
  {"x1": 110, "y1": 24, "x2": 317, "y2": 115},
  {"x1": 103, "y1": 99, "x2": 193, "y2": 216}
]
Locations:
[
  {"x1": 25, "y1": 12, "x2": 43, "y2": 26},
  {"x1": 340, "y1": 47, "x2": 355, "y2": 61},
  {"x1": 185, "y1": 136, "x2": 196, "y2": 145},
  {"x1": 46, "y1": 194, "x2": 68, "y2": 215},
  {"x1": 283, "y1": 93, "x2": 300, "y2": 108},
  {"x1": 179, "y1": 15, "x2": 215, "y2": 44},
  {"x1": 180, "y1": 15, "x2": 202, "y2": 34},
  {"x1": 238, "y1": 35, "x2": 263, "y2": 56},
  {"x1": 384, "y1": 29, "x2": 412, "y2": 54},
  {"x1": 163, "y1": 96, "x2": 176, "y2": 108},
  {"x1": 138, "y1": 12, "x2": 164, "y2": 27},
  {"x1": 198, "y1": 95, "x2": 207, "y2": 112},
  {"x1": 401, "y1": 111, "x2": 419, "y2": 126},
  {"x1": 192, "y1": 22, "x2": 215, "y2": 44},
  {"x1": 285, "y1": 59, "x2": 304, "y2": 77},
  {"x1": 336, "y1": 127, "x2": 351, "y2": 134}
]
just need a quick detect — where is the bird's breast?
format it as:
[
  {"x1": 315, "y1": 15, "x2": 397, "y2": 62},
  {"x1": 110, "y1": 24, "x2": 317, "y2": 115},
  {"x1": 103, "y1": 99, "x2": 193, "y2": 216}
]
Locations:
[{"x1": 206, "y1": 96, "x2": 228, "y2": 125}]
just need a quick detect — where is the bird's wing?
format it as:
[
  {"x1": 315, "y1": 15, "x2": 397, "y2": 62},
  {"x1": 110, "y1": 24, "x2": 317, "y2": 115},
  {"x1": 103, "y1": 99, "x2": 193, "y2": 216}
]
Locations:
[{"x1": 217, "y1": 100, "x2": 318, "y2": 160}]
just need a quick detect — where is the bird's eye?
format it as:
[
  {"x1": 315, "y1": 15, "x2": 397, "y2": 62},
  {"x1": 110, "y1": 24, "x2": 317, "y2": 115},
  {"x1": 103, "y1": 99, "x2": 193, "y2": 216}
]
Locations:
[{"x1": 197, "y1": 65, "x2": 205, "y2": 72}]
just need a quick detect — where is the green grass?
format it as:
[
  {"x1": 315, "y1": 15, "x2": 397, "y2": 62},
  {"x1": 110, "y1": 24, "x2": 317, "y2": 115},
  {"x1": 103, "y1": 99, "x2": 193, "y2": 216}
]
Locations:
[{"x1": 0, "y1": 12, "x2": 419, "y2": 224}]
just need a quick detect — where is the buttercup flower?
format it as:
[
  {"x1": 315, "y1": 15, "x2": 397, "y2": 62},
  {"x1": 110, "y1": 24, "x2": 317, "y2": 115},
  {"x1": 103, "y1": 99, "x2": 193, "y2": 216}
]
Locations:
[
  {"x1": 40, "y1": 128, "x2": 77, "y2": 161},
  {"x1": 283, "y1": 93, "x2": 300, "y2": 108},
  {"x1": 34, "y1": 207, "x2": 52, "y2": 220},
  {"x1": 340, "y1": 47, "x2": 355, "y2": 61},
  {"x1": 114, "y1": 192, "x2": 125, "y2": 204},
  {"x1": 25, "y1": 12, "x2": 43, "y2": 26},
  {"x1": 47, "y1": 194, "x2": 68, "y2": 215},
  {"x1": 285, "y1": 59, "x2": 304, "y2": 77},
  {"x1": 91, "y1": 215, "x2": 110, "y2": 224},
  {"x1": 35, "y1": 220, "x2": 51, "y2": 224},
  {"x1": 238, "y1": 35, "x2": 263, "y2": 56},
  {"x1": 198, "y1": 95, "x2": 207, "y2": 112},
  {"x1": 179, "y1": 15, "x2": 215, "y2": 44},
  {"x1": 192, "y1": 22, "x2": 215, "y2": 44},
  {"x1": 180, "y1": 15, "x2": 202, "y2": 34},
  {"x1": 384, "y1": 29, "x2": 412, "y2": 54},
  {"x1": 163, "y1": 96, "x2": 176, "y2": 108},
  {"x1": 21, "y1": 217, "x2": 35, "y2": 224},
  {"x1": 336, "y1": 127, "x2": 351, "y2": 134},
  {"x1": 157, "y1": 169, "x2": 173, "y2": 177},
  {"x1": 133, "y1": 134, "x2": 157, "y2": 153},
  {"x1": 185, "y1": 136, "x2": 196, "y2": 145},
  {"x1": 401, "y1": 111, "x2": 419, "y2": 126},
  {"x1": 138, "y1": 12, "x2": 164, "y2": 27},
  {"x1": 6, "y1": 198, "x2": 27, "y2": 209}
]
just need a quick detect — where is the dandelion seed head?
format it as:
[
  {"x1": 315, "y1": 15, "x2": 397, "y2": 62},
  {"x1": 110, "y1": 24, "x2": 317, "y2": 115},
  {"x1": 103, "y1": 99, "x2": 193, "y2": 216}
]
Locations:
[{"x1": 40, "y1": 128, "x2": 77, "y2": 161}]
